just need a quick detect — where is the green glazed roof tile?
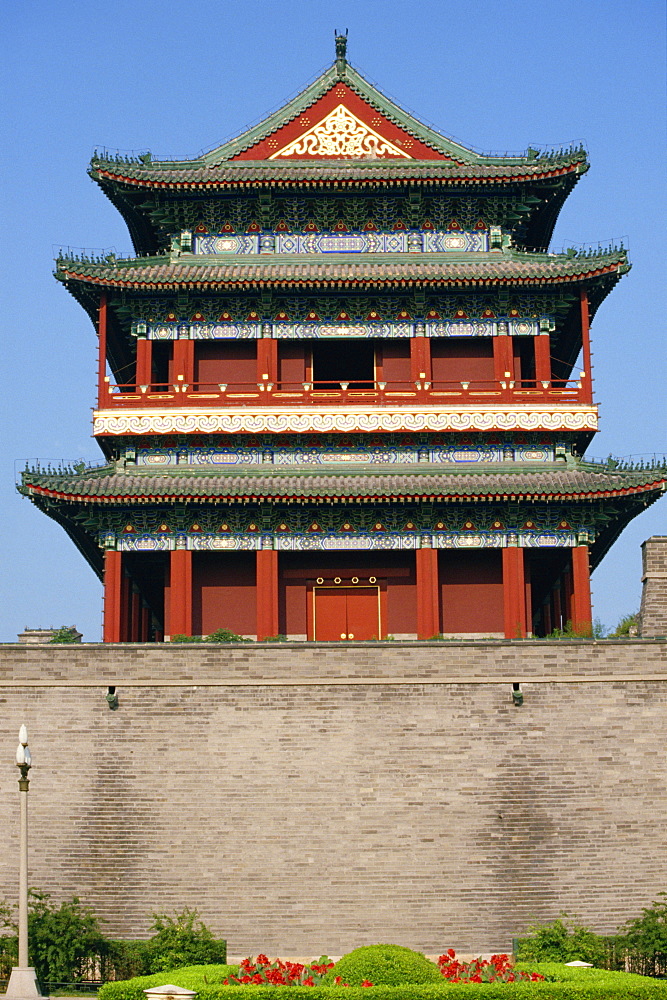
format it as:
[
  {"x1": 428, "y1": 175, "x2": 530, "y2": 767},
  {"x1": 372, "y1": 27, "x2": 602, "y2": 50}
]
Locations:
[
  {"x1": 21, "y1": 464, "x2": 667, "y2": 503},
  {"x1": 56, "y1": 248, "x2": 630, "y2": 292}
]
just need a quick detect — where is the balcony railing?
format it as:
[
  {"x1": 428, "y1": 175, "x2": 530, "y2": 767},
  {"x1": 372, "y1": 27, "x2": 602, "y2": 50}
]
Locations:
[{"x1": 100, "y1": 376, "x2": 592, "y2": 408}]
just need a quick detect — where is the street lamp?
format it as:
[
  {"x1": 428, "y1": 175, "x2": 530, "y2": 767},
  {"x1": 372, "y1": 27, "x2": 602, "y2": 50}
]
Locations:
[{"x1": 5, "y1": 726, "x2": 41, "y2": 999}]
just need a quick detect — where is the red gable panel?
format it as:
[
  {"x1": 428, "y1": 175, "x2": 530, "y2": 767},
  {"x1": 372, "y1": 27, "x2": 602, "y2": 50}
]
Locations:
[{"x1": 232, "y1": 83, "x2": 449, "y2": 160}]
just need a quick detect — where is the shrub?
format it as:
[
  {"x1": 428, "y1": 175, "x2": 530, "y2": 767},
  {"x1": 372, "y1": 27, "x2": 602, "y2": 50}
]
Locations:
[
  {"x1": 516, "y1": 916, "x2": 608, "y2": 966},
  {"x1": 102, "y1": 971, "x2": 667, "y2": 1000},
  {"x1": 545, "y1": 619, "x2": 607, "y2": 639},
  {"x1": 619, "y1": 893, "x2": 667, "y2": 976},
  {"x1": 609, "y1": 612, "x2": 640, "y2": 637},
  {"x1": 101, "y1": 939, "x2": 152, "y2": 981},
  {"x1": 98, "y1": 964, "x2": 238, "y2": 1000},
  {"x1": 48, "y1": 626, "x2": 81, "y2": 643},
  {"x1": 322, "y1": 945, "x2": 442, "y2": 986},
  {"x1": 0, "y1": 890, "x2": 105, "y2": 984},
  {"x1": 205, "y1": 629, "x2": 253, "y2": 644},
  {"x1": 171, "y1": 629, "x2": 254, "y2": 643},
  {"x1": 143, "y1": 908, "x2": 227, "y2": 972}
]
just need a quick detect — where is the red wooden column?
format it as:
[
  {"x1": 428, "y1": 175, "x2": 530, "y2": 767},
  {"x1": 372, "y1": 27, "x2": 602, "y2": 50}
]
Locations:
[
  {"x1": 416, "y1": 546, "x2": 440, "y2": 639},
  {"x1": 579, "y1": 288, "x2": 593, "y2": 404},
  {"x1": 562, "y1": 562, "x2": 573, "y2": 627},
  {"x1": 169, "y1": 548, "x2": 193, "y2": 637},
  {"x1": 257, "y1": 338, "x2": 278, "y2": 386},
  {"x1": 97, "y1": 292, "x2": 108, "y2": 404},
  {"x1": 103, "y1": 549, "x2": 123, "y2": 643},
  {"x1": 571, "y1": 545, "x2": 593, "y2": 633},
  {"x1": 135, "y1": 338, "x2": 153, "y2": 388},
  {"x1": 534, "y1": 334, "x2": 552, "y2": 384},
  {"x1": 410, "y1": 336, "x2": 431, "y2": 383},
  {"x1": 119, "y1": 571, "x2": 131, "y2": 642},
  {"x1": 493, "y1": 334, "x2": 514, "y2": 384},
  {"x1": 172, "y1": 339, "x2": 195, "y2": 386},
  {"x1": 503, "y1": 546, "x2": 527, "y2": 638},
  {"x1": 256, "y1": 549, "x2": 279, "y2": 639}
]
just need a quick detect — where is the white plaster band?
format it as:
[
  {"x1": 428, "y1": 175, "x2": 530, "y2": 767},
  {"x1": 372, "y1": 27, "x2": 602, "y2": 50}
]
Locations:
[{"x1": 94, "y1": 405, "x2": 599, "y2": 437}]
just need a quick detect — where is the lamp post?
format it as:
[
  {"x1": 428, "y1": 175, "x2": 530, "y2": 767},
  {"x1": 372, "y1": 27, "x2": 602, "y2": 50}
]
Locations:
[{"x1": 5, "y1": 726, "x2": 41, "y2": 999}]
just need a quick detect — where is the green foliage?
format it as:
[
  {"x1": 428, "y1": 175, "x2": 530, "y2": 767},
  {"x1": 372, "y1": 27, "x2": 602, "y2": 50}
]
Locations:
[
  {"x1": 609, "y1": 612, "x2": 640, "y2": 637},
  {"x1": 98, "y1": 964, "x2": 238, "y2": 1000},
  {"x1": 514, "y1": 962, "x2": 667, "y2": 994},
  {"x1": 143, "y1": 908, "x2": 227, "y2": 972},
  {"x1": 516, "y1": 917, "x2": 608, "y2": 965},
  {"x1": 0, "y1": 890, "x2": 105, "y2": 984},
  {"x1": 0, "y1": 898, "x2": 18, "y2": 978},
  {"x1": 322, "y1": 945, "x2": 442, "y2": 986},
  {"x1": 261, "y1": 635, "x2": 289, "y2": 642},
  {"x1": 48, "y1": 626, "x2": 81, "y2": 643},
  {"x1": 100, "y1": 969, "x2": 667, "y2": 1000},
  {"x1": 170, "y1": 630, "x2": 254, "y2": 643},
  {"x1": 101, "y1": 939, "x2": 152, "y2": 981},
  {"x1": 545, "y1": 619, "x2": 607, "y2": 639},
  {"x1": 29, "y1": 891, "x2": 106, "y2": 983},
  {"x1": 204, "y1": 629, "x2": 253, "y2": 644},
  {"x1": 621, "y1": 893, "x2": 667, "y2": 964}
]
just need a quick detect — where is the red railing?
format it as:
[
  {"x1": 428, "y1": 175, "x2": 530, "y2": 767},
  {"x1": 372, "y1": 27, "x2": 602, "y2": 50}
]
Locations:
[{"x1": 100, "y1": 376, "x2": 592, "y2": 408}]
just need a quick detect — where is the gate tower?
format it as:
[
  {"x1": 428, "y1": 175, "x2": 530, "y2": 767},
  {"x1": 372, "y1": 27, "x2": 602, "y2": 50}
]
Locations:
[{"x1": 21, "y1": 36, "x2": 667, "y2": 641}]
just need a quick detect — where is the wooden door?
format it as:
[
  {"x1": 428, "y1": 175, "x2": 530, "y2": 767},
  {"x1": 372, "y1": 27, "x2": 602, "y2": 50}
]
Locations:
[{"x1": 312, "y1": 586, "x2": 381, "y2": 640}]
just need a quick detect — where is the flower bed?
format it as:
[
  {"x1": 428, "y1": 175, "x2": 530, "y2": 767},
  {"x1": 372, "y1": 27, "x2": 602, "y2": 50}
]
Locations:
[{"x1": 98, "y1": 959, "x2": 667, "y2": 1000}]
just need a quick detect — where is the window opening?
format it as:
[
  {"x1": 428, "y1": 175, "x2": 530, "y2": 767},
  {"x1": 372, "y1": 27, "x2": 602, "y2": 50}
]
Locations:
[{"x1": 311, "y1": 339, "x2": 375, "y2": 388}]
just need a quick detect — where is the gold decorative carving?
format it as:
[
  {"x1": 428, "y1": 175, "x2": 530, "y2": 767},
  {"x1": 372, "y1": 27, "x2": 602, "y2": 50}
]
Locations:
[{"x1": 269, "y1": 104, "x2": 412, "y2": 160}]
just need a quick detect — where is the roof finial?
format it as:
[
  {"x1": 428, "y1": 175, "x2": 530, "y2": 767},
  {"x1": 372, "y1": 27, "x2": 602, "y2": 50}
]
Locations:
[{"x1": 335, "y1": 30, "x2": 348, "y2": 77}]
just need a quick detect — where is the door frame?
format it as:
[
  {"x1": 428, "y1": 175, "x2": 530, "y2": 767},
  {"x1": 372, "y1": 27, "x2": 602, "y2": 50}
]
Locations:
[{"x1": 308, "y1": 579, "x2": 384, "y2": 641}]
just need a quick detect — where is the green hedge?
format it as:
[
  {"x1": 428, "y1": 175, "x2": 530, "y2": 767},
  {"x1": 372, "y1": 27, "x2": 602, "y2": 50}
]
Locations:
[
  {"x1": 98, "y1": 964, "x2": 239, "y2": 1000},
  {"x1": 99, "y1": 965, "x2": 667, "y2": 1000},
  {"x1": 321, "y1": 945, "x2": 442, "y2": 986}
]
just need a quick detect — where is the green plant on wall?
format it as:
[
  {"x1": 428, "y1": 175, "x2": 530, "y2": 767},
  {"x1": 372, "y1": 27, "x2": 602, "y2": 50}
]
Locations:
[
  {"x1": 170, "y1": 630, "x2": 253, "y2": 643},
  {"x1": 48, "y1": 626, "x2": 81, "y2": 643},
  {"x1": 609, "y1": 612, "x2": 640, "y2": 637}
]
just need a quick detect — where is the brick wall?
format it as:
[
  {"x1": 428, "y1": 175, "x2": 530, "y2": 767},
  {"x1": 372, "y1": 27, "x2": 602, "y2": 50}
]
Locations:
[
  {"x1": 1, "y1": 637, "x2": 666, "y2": 957},
  {"x1": 640, "y1": 536, "x2": 667, "y2": 637}
]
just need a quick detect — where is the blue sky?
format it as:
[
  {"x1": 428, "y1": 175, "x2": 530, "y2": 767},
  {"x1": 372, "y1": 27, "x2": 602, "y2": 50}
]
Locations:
[{"x1": 1, "y1": 0, "x2": 665, "y2": 641}]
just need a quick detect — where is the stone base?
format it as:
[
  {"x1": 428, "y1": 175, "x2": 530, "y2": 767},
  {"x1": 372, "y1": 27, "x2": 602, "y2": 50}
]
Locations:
[{"x1": 5, "y1": 967, "x2": 41, "y2": 998}]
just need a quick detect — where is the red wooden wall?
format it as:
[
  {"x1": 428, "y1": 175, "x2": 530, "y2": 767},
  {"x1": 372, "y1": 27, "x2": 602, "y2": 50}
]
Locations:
[
  {"x1": 192, "y1": 552, "x2": 257, "y2": 636},
  {"x1": 439, "y1": 550, "x2": 504, "y2": 634}
]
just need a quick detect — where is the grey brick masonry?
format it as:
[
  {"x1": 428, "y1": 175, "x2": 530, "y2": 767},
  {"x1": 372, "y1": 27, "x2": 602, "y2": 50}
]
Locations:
[
  {"x1": 640, "y1": 536, "x2": 667, "y2": 637},
  {"x1": 0, "y1": 537, "x2": 664, "y2": 956}
]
